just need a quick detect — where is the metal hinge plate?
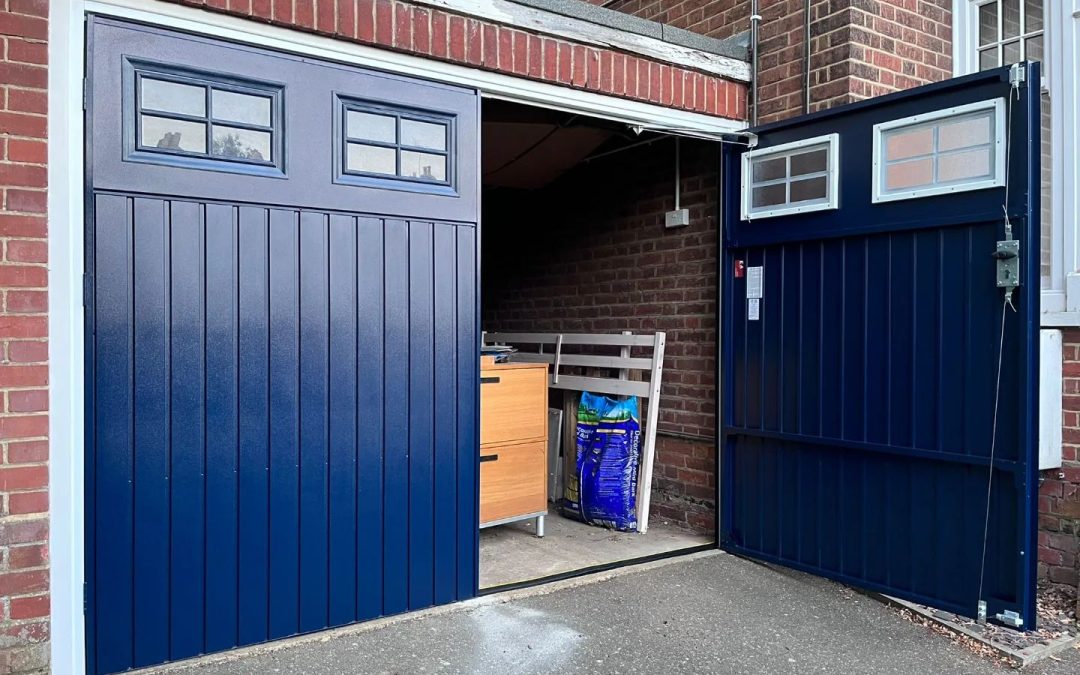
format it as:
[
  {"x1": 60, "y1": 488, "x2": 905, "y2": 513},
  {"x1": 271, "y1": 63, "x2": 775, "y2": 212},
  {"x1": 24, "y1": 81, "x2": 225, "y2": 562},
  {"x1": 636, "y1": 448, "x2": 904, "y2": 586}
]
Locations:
[{"x1": 996, "y1": 609, "x2": 1024, "y2": 628}]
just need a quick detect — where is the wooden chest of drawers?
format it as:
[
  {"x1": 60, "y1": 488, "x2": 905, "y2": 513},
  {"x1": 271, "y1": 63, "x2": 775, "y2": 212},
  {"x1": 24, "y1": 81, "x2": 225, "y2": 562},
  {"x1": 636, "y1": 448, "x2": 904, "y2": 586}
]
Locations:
[{"x1": 479, "y1": 361, "x2": 548, "y2": 532}]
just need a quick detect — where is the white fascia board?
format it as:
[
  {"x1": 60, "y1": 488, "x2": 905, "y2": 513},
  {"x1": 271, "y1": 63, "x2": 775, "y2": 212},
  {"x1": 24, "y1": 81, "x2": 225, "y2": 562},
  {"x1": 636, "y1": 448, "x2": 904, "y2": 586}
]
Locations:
[
  {"x1": 85, "y1": 0, "x2": 747, "y2": 138},
  {"x1": 410, "y1": 0, "x2": 750, "y2": 82}
]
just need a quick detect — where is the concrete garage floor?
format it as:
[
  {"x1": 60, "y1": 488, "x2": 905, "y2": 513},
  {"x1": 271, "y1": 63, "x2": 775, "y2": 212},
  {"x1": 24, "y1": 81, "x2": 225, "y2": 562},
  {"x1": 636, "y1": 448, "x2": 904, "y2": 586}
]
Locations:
[
  {"x1": 479, "y1": 513, "x2": 712, "y2": 588},
  {"x1": 151, "y1": 552, "x2": 1080, "y2": 675}
]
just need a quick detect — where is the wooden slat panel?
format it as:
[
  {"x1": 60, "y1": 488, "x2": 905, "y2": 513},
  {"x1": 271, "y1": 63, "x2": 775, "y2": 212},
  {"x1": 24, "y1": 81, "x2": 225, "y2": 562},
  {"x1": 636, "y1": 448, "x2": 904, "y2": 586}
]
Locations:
[
  {"x1": 508, "y1": 352, "x2": 653, "y2": 371},
  {"x1": 485, "y1": 331, "x2": 656, "y2": 347}
]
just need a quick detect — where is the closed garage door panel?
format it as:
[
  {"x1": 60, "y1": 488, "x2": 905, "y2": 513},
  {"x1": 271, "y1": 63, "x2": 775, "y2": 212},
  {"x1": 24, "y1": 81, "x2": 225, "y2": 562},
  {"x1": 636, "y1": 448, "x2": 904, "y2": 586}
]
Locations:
[
  {"x1": 86, "y1": 17, "x2": 481, "y2": 672},
  {"x1": 89, "y1": 195, "x2": 478, "y2": 671}
]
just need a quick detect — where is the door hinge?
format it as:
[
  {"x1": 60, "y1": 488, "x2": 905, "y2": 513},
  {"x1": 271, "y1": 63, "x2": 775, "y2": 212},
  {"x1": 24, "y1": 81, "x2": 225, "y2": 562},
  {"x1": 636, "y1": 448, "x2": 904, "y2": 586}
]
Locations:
[
  {"x1": 83, "y1": 582, "x2": 88, "y2": 614},
  {"x1": 82, "y1": 78, "x2": 89, "y2": 111},
  {"x1": 996, "y1": 609, "x2": 1024, "y2": 628}
]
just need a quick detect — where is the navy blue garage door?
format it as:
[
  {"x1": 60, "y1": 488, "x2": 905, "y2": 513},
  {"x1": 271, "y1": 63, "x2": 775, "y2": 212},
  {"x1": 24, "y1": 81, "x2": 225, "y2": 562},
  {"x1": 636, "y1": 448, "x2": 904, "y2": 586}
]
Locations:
[
  {"x1": 85, "y1": 18, "x2": 479, "y2": 673},
  {"x1": 722, "y1": 65, "x2": 1040, "y2": 626}
]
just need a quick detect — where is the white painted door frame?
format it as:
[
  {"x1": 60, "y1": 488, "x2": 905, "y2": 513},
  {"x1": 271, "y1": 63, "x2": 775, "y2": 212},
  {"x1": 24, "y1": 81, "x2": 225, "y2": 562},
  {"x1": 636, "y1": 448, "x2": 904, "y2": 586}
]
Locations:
[{"x1": 47, "y1": 2, "x2": 745, "y2": 672}]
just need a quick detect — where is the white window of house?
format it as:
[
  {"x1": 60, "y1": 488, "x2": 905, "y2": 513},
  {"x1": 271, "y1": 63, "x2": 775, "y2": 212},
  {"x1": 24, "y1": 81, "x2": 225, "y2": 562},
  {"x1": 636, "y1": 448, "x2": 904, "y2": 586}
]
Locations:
[
  {"x1": 740, "y1": 134, "x2": 839, "y2": 220},
  {"x1": 954, "y1": 0, "x2": 1073, "y2": 312},
  {"x1": 871, "y1": 99, "x2": 1005, "y2": 203}
]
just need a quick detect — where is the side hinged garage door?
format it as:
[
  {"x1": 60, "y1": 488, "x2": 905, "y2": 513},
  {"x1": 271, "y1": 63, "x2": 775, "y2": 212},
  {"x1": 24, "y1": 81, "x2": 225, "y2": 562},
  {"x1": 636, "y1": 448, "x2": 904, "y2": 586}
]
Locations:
[
  {"x1": 721, "y1": 64, "x2": 1040, "y2": 626},
  {"x1": 85, "y1": 18, "x2": 480, "y2": 673}
]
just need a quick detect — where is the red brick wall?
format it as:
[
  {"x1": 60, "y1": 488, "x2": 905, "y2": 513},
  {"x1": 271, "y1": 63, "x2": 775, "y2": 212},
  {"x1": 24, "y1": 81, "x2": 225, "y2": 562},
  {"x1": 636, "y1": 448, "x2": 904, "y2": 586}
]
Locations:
[
  {"x1": 0, "y1": 0, "x2": 51, "y2": 671},
  {"x1": 1040, "y1": 329, "x2": 1080, "y2": 592},
  {"x1": 600, "y1": 0, "x2": 952, "y2": 124},
  {"x1": 483, "y1": 139, "x2": 718, "y2": 532},
  {"x1": 163, "y1": 0, "x2": 748, "y2": 119}
]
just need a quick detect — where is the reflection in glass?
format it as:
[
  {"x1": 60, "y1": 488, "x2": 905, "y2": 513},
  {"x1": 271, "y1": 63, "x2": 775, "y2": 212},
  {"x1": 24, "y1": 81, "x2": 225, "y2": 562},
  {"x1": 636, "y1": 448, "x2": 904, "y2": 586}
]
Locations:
[
  {"x1": 141, "y1": 115, "x2": 207, "y2": 153},
  {"x1": 212, "y1": 126, "x2": 271, "y2": 161},
  {"x1": 401, "y1": 151, "x2": 447, "y2": 181}
]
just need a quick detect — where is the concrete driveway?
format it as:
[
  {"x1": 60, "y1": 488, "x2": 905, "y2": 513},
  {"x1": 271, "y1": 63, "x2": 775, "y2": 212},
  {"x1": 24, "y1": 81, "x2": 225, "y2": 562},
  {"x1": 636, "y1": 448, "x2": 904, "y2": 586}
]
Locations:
[{"x1": 151, "y1": 551, "x2": 1080, "y2": 674}]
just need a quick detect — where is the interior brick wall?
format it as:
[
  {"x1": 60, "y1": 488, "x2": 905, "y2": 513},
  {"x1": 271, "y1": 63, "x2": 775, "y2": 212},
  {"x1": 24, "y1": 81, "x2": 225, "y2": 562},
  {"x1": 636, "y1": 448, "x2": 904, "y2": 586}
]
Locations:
[
  {"x1": 483, "y1": 139, "x2": 718, "y2": 532},
  {"x1": 0, "y1": 0, "x2": 51, "y2": 671},
  {"x1": 1040, "y1": 329, "x2": 1080, "y2": 593}
]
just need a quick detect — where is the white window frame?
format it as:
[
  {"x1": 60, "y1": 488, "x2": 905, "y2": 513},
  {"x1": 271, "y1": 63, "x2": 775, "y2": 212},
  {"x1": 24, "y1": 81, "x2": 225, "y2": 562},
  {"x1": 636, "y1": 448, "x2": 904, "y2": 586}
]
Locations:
[
  {"x1": 954, "y1": 0, "x2": 1079, "y2": 323},
  {"x1": 740, "y1": 134, "x2": 840, "y2": 220},
  {"x1": 870, "y1": 98, "x2": 1006, "y2": 203}
]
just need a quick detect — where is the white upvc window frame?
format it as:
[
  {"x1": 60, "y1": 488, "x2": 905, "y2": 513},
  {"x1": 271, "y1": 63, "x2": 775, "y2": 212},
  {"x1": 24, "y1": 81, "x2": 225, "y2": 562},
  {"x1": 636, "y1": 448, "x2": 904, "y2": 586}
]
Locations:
[
  {"x1": 871, "y1": 98, "x2": 1006, "y2": 203},
  {"x1": 953, "y1": 0, "x2": 1078, "y2": 323},
  {"x1": 739, "y1": 133, "x2": 840, "y2": 220}
]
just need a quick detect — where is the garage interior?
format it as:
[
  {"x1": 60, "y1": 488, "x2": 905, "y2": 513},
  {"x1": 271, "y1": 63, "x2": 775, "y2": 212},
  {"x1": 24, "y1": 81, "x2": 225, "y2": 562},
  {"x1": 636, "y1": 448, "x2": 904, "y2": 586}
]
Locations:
[{"x1": 478, "y1": 100, "x2": 717, "y2": 589}]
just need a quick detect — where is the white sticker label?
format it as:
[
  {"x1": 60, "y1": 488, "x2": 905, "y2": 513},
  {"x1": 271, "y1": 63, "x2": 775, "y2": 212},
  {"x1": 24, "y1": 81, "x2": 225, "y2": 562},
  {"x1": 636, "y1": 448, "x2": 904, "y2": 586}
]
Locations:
[
  {"x1": 748, "y1": 298, "x2": 760, "y2": 321},
  {"x1": 747, "y1": 266, "x2": 763, "y2": 299}
]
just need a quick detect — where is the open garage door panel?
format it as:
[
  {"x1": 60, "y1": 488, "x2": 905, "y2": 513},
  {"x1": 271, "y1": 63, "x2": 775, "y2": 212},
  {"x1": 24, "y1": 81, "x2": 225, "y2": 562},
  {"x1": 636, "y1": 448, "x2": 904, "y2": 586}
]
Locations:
[{"x1": 721, "y1": 65, "x2": 1040, "y2": 627}]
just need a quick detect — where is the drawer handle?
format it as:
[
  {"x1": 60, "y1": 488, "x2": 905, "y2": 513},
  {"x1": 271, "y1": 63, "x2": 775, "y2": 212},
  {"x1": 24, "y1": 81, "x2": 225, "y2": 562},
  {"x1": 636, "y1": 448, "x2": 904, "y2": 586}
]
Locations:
[
  {"x1": 479, "y1": 454, "x2": 499, "y2": 463},
  {"x1": 480, "y1": 376, "x2": 501, "y2": 385}
]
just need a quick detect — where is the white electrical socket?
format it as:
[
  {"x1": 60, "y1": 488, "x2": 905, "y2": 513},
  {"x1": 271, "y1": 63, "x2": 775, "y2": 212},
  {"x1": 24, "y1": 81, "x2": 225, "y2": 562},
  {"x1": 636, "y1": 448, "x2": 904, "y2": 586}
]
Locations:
[{"x1": 665, "y1": 208, "x2": 690, "y2": 228}]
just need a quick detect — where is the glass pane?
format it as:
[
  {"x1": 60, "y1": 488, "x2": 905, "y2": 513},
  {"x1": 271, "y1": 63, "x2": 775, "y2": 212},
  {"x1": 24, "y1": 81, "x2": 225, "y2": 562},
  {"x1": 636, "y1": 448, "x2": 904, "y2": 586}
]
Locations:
[
  {"x1": 141, "y1": 115, "x2": 206, "y2": 153},
  {"x1": 141, "y1": 78, "x2": 205, "y2": 117},
  {"x1": 213, "y1": 90, "x2": 271, "y2": 127},
  {"x1": 400, "y1": 119, "x2": 447, "y2": 151},
  {"x1": 401, "y1": 151, "x2": 447, "y2": 181},
  {"x1": 752, "y1": 156, "x2": 786, "y2": 182},
  {"x1": 347, "y1": 143, "x2": 396, "y2": 175},
  {"x1": 937, "y1": 114, "x2": 991, "y2": 152},
  {"x1": 1002, "y1": 39, "x2": 1022, "y2": 65},
  {"x1": 885, "y1": 126, "x2": 934, "y2": 161},
  {"x1": 885, "y1": 158, "x2": 933, "y2": 191},
  {"x1": 1025, "y1": 34, "x2": 1043, "y2": 64},
  {"x1": 1003, "y1": 0, "x2": 1021, "y2": 39},
  {"x1": 789, "y1": 149, "x2": 827, "y2": 176},
  {"x1": 212, "y1": 126, "x2": 271, "y2": 162},
  {"x1": 979, "y1": 48, "x2": 999, "y2": 71},
  {"x1": 1025, "y1": 0, "x2": 1043, "y2": 32},
  {"x1": 937, "y1": 148, "x2": 992, "y2": 182},
  {"x1": 978, "y1": 2, "x2": 997, "y2": 46},
  {"x1": 347, "y1": 111, "x2": 396, "y2": 143},
  {"x1": 790, "y1": 177, "x2": 827, "y2": 203},
  {"x1": 751, "y1": 183, "x2": 786, "y2": 209}
]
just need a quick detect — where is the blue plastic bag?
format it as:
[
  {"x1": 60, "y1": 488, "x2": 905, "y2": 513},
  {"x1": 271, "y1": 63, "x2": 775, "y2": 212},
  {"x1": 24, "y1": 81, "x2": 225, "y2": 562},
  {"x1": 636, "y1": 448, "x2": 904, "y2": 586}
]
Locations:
[{"x1": 560, "y1": 392, "x2": 640, "y2": 531}]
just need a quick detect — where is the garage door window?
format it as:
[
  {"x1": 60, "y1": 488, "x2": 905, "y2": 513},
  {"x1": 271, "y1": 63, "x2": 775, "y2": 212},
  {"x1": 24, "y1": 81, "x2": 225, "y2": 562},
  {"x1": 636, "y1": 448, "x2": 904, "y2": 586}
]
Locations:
[
  {"x1": 129, "y1": 63, "x2": 283, "y2": 174},
  {"x1": 740, "y1": 134, "x2": 839, "y2": 220},
  {"x1": 338, "y1": 99, "x2": 454, "y2": 192},
  {"x1": 871, "y1": 98, "x2": 1005, "y2": 203}
]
